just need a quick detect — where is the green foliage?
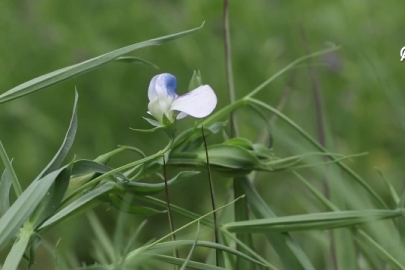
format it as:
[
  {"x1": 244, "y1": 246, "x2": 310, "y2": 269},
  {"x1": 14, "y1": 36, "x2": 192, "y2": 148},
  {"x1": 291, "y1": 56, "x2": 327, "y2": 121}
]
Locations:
[{"x1": 1, "y1": 1, "x2": 405, "y2": 270}]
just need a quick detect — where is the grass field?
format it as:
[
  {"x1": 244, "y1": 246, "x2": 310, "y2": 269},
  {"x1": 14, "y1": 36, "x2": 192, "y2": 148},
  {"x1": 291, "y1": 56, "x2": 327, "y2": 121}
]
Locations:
[{"x1": 1, "y1": 1, "x2": 405, "y2": 269}]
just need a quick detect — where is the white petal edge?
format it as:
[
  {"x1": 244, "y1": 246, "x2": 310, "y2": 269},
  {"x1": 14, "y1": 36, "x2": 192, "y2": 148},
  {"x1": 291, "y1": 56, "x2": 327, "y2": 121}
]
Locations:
[
  {"x1": 176, "y1": 112, "x2": 188, "y2": 119},
  {"x1": 170, "y1": 85, "x2": 217, "y2": 118},
  {"x1": 148, "y1": 75, "x2": 159, "y2": 101}
]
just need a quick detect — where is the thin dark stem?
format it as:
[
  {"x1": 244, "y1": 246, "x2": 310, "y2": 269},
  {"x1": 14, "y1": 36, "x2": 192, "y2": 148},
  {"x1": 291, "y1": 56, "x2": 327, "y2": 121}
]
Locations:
[
  {"x1": 300, "y1": 25, "x2": 337, "y2": 270},
  {"x1": 223, "y1": 0, "x2": 238, "y2": 137},
  {"x1": 201, "y1": 126, "x2": 221, "y2": 267},
  {"x1": 223, "y1": 1, "x2": 254, "y2": 268},
  {"x1": 163, "y1": 155, "x2": 179, "y2": 265},
  {"x1": 299, "y1": 25, "x2": 328, "y2": 197}
]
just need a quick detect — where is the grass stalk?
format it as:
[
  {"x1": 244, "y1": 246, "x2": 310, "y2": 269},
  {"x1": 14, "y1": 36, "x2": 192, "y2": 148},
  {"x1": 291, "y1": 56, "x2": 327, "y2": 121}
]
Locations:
[
  {"x1": 201, "y1": 126, "x2": 222, "y2": 267},
  {"x1": 163, "y1": 155, "x2": 180, "y2": 266}
]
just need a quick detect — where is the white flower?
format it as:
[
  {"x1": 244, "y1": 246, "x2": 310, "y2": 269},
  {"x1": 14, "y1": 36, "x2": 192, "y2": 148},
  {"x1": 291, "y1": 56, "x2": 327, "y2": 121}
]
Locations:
[{"x1": 147, "y1": 73, "x2": 217, "y2": 125}]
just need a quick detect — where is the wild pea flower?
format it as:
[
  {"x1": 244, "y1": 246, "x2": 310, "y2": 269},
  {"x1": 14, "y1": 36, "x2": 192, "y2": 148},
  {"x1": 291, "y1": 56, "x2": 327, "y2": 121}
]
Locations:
[{"x1": 147, "y1": 73, "x2": 217, "y2": 126}]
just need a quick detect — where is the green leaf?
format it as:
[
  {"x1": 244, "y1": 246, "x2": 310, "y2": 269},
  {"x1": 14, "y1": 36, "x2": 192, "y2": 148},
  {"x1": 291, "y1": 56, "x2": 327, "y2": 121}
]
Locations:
[
  {"x1": 241, "y1": 179, "x2": 315, "y2": 270},
  {"x1": 0, "y1": 139, "x2": 22, "y2": 197},
  {"x1": 87, "y1": 211, "x2": 115, "y2": 264},
  {"x1": 150, "y1": 254, "x2": 228, "y2": 270},
  {"x1": 109, "y1": 194, "x2": 166, "y2": 215},
  {"x1": 0, "y1": 168, "x2": 12, "y2": 216},
  {"x1": 233, "y1": 178, "x2": 255, "y2": 270},
  {"x1": 114, "y1": 56, "x2": 159, "y2": 69},
  {"x1": 0, "y1": 24, "x2": 204, "y2": 104},
  {"x1": 2, "y1": 223, "x2": 33, "y2": 270},
  {"x1": 71, "y1": 159, "x2": 127, "y2": 180},
  {"x1": 197, "y1": 145, "x2": 261, "y2": 169},
  {"x1": 135, "y1": 195, "x2": 213, "y2": 227},
  {"x1": 172, "y1": 122, "x2": 227, "y2": 152},
  {"x1": 119, "y1": 171, "x2": 200, "y2": 195},
  {"x1": 223, "y1": 209, "x2": 403, "y2": 233},
  {"x1": 180, "y1": 222, "x2": 200, "y2": 270},
  {"x1": 355, "y1": 230, "x2": 405, "y2": 269},
  {"x1": 38, "y1": 181, "x2": 117, "y2": 232},
  {"x1": 188, "y1": 70, "x2": 202, "y2": 91},
  {"x1": 28, "y1": 233, "x2": 42, "y2": 269},
  {"x1": 37, "y1": 91, "x2": 78, "y2": 179},
  {"x1": 151, "y1": 239, "x2": 266, "y2": 268},
  {"x1": 142, "y1": 117, "x2": 162, "y2": 127},
  {"x1": 0, "y1": 165, "x2": 70, "y2": 250},
  {"x1": 31, "y1": 163, "x2": 73, "y2": 227},
  {"x1": 247, "y1": 97, "x2": 387, "y2": 208}
]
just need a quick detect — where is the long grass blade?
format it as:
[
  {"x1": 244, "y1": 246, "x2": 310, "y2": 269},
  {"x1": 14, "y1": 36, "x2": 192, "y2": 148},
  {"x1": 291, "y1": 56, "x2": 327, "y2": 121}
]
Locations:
[{"x1": 0, "y1": 24, "x2": 204, "y2": 104}]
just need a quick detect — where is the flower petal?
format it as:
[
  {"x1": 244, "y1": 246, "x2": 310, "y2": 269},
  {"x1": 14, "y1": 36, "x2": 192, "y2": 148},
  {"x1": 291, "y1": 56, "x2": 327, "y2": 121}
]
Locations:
[
  {"x1": 147, "y1": 75, "x2": 159, "y2": 101},
  {"x1": 148, "y1": 73, "x2": 178, "y2": 101},
  {"x1": 176, "y1": 112, "x2": 188, "y2": 119},
  {"x1": 170, "y1": 85, "x2": 217, "y2": 118},
  {"x1": 155, "y1": 73, "x2": 177, "y2": 98}
]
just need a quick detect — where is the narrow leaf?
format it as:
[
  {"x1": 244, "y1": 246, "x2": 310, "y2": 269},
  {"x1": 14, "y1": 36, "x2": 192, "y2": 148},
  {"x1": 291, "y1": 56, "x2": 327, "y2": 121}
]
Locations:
[
  {"x1": 150, "y1": 239, "x2": 265, "y2": 267},
  {"x1": 0, "y1": 24, "x2": 204, "y2": 104},
  {"x1": 109, "y1": 194, "x2": 166, "y2": 215},
  {"x1": 2, "y1": 228, "x2": 32, "y2": 270},
  {"x1": 223, "y1": 209, "x2": 403, "y2": 233},
  {"x1": 37, "y1": 91, "x2": 78, "y2": 179},
  {"x1": 38, "y1": 182, "x2": 117, "y2": 231},
  {"x1": 241, "y1": 179, "x2": 315, "y2": 270},
  {"x1": 114, "y1": 56, "x2": 159, "y2": 69},
  {"x1": 150, "y1": 254, "x2": 228, "y2": 270},
  {"x1": 0, "y1": 165, "x2": 69, "y2": 250},
  {"x1": 0, "y1": 169, "x2": 12, "y2": 216},
  {"x1": 0, "y1": 140, "x2": 22, "y2": 196}
]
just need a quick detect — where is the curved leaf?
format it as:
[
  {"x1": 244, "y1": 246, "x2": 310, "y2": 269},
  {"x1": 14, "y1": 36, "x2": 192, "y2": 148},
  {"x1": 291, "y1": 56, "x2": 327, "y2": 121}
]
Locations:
[
  {"x1": 0, "y1": 165, "x2": 69, "y2": 250},
  {"x1": 0, "y1": 24, "x2": 204, "y2": 104},
  {"x1": 38, "y1": 181, "x2": 117, "y2": 232},
  {"x1": 36, "y1": 91, "x2": 78, "y2": 179}
]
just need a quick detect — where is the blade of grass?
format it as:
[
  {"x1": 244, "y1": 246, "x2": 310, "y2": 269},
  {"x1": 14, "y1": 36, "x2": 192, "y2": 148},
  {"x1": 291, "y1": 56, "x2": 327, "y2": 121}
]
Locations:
[
  {"x1": 180, "y1": 221, "x2": 200, "y2": 270},
  {"x1": 37, "y1": 90, "x2": 78, "y2": 179},
  {"x1": 2, "y1": 223, "x2": 33, "y2": 270},
  {"x1": 223, "y1": 209, "x2": 403, "y2": 233},
  {"x1": 295, "y1": 170, "x2": 405, "y2": 269},
  {"x1": 0, "y1": 165, "x2": 70, "y2": 250},
  {"x1": 241, "y1": 179, "x2": 316, "y2": 270},
  {"x1": 151, "y1": 239, "x2": 266, "y2": 268},
  {"x1": 0, "y1": 24, "x2": 204, "y2": 104},
  {"x1": 87, "y1": 211, "x2": 115, "y2": 263},
  {"x1": 0, "y1": 168, "x2": 12, "y2": 216},
  {"x1": 247, "y1": 97, "x2": 387, "y2": 208},
  {"x1": 151, "y1": 254, "x2": 227, "y2": 270},
  {"x1": 0, "y1": 140, "x2": 22, "y2": 197}
]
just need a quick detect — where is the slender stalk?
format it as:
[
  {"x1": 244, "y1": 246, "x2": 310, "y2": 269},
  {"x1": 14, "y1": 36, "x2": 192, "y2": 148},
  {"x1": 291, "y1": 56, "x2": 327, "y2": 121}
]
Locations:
[
  {"x1": 300, "y1": 25, "x2": 337, "y2": 270},
  {"x1": 201, "y1": 126, "x2": 221, "y2": 266},
  {"x1": 163, "y1": 155, "x2": 180, "y2": 265},
  {"x1": 246, "y1": 46, "x2": 340, "y2": 99},
  {"x1": 223, "y1": 0, "x2": 238, "y2": 137},
  {"x1": 223, "y1": 1, "x2": 254, "y2": 269}
]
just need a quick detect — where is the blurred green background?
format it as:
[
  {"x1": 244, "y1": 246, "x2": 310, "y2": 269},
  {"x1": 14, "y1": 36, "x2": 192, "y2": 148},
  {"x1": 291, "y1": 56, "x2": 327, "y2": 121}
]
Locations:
[{"x1": 1, "y1": 0, "x2": 405, "y2": 268}]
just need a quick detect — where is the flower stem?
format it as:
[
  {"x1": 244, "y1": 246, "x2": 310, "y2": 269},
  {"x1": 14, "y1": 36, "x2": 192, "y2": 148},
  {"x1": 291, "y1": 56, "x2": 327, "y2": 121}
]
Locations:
[
  {"x1": 201, "y1": 126, "x2": 222, "y2": 267},
  {"x1": 162, "y1": 154, "x2": 180, "y2": 267},
  {"x1": 223, "y1": 0, "x2": 238, "y2": 137}
]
